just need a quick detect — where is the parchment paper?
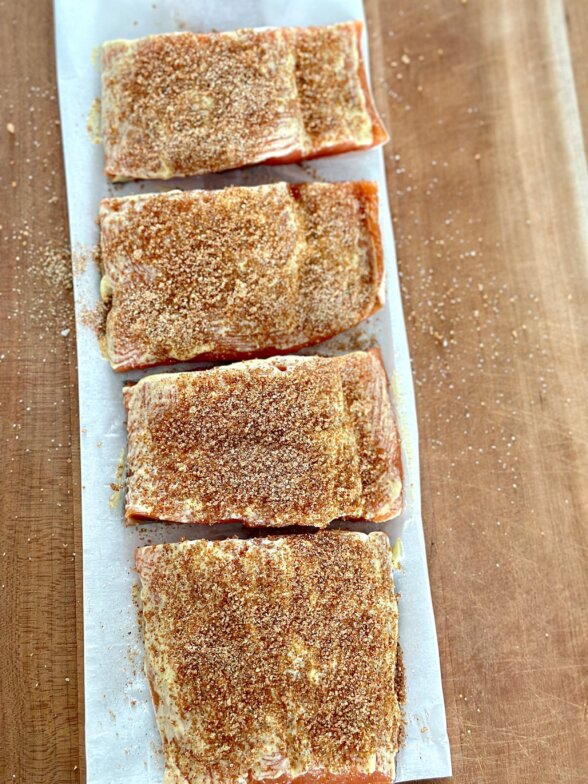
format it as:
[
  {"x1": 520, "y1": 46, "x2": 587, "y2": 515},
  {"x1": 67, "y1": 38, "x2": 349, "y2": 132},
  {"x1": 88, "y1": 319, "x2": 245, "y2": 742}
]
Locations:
[{"x1": 53, "y1": 1, "x2": 452, "y2": 781}]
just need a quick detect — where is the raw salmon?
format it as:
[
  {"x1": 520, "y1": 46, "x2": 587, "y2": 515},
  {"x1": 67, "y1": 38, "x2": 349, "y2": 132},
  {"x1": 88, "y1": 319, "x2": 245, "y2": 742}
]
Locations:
[
  {"x1": 136, "y1": 531, "x2": 403, "y2": 784},
  {"x1": 99, "y1": 181, "x2": 384, "y2": 372},
  {"x1": 101, "y1": 22, "x2": 388, "y2": 181},
  {"x1": 124, "y1": 350, "x2": 402, "y2": 527}
]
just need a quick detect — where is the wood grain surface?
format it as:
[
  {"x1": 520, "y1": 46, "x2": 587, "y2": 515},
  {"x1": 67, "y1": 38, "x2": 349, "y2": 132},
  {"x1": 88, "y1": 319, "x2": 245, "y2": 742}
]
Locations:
[
  {"x1": 0, "y1": 1, "x2": 587, "y2": 782},
  {"x1": 566, "y1": 0, "x2": 588, "y2": 141}
]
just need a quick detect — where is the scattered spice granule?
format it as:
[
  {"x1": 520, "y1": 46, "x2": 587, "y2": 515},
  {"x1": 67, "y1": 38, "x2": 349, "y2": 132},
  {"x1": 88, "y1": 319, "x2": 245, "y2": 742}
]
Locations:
[
  {"x1": 73, "y1": 243, "x2": 100, "y2": 276},
  {"x1": 80, "y1": 300, "x2": 108, "y2": 345},
  {"x1": 6, "y1": 222, "x2": 74, "y2": 335}
]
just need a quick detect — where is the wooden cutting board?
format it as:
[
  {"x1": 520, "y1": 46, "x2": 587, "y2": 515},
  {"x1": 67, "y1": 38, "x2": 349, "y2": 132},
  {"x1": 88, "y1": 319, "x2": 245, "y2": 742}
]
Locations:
[{"x1": 0, "y1": 0, "x2": 587, "y2": 781}]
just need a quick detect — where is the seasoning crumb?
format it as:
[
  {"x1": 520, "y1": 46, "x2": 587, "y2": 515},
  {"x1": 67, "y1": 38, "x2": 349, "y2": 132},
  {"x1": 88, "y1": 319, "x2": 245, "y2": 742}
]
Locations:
[
  {"x1": 76, "y1": 243, "x2": 101, "y2": 276},
  {"x1": 80, "y1": 301, "x2": 108, "y2": 348},
  {"x1": 6, "y1": 122, "x2": 15, "y2": 134}
]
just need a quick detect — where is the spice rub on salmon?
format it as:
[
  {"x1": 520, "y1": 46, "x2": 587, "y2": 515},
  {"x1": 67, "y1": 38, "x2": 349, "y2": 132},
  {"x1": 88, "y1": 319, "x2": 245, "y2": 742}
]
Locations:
[
  {"x1": 99, "y1": 181, "x2": 385, "y2": 372},
  {"x1": 124, "y1": 350, "x2": 402, "y2": 527},
  {"x1": 101, "y1": 21, "x2": 388, "y2": 181},
  {"x1": 136, "y1": 531, "x2": 404, "y2": 784}
]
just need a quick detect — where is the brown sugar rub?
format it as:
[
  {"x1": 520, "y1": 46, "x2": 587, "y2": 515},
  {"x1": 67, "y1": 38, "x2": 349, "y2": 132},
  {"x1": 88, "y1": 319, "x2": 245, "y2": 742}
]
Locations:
[
  {"x1": 124, "y1": 350, "x2": 402, "y2": 527},
  {"x1": 101, "y1": 22, "x2": 388, "y2": 181},
  {"x1": 99, "y1": 181, "x2": 385, "y2": 372},
  {"x1": 136, "y1": 531, "x2": 404, "y2": 784}
]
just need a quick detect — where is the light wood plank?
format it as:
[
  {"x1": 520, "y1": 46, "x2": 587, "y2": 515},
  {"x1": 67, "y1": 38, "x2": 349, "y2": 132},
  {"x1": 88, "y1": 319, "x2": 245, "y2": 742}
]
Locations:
[{"x1": 365, "y1": 0, "x2": 588, "y2": 781}]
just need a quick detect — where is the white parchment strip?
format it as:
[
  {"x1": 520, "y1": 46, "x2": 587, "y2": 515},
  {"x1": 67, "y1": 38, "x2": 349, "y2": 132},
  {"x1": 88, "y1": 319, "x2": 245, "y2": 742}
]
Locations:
[{"x1": 54, "y1": 0, "x2": 452, "y2": 781}]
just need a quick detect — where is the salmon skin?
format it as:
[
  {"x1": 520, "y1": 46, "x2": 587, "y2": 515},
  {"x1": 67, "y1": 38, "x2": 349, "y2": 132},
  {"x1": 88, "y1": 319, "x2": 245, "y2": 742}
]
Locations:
[
  {"x1": 99, "y1": 181, "x2": 385, "y2": 372},
  {"x1": 136, "y1": 531, "x2": 403, "y2": 784},
  {"x1": 124, "y1": 350, "x2": 402, "y2": 527},
  {"x1": 101, "y1": 22, "x2": 388, "y2": 181}
]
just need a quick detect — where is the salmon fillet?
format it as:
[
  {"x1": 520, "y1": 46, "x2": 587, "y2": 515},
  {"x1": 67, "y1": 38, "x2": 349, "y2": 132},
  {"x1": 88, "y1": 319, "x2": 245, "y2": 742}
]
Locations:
[
  {"x1": 99, "y1": 181, "x2": 384, "y2": 372},
  {"x1": 101, "y1": 22, "x2": 388, "y2": 181},
  {"x1": 124, "y1": 350, "x2": 402, "y2": 527},
  {"x1": 136, "y1": 531, "x2": 404, "y2": 784}
]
